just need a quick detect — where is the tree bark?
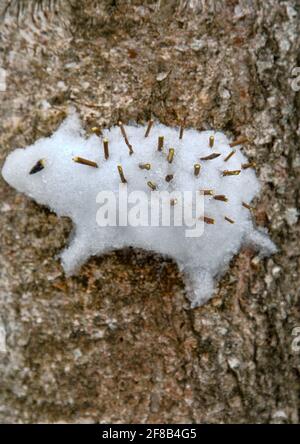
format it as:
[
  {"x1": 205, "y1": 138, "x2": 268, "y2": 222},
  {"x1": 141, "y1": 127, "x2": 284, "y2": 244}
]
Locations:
[{"x1": 0, "y1": 0, "x2": 299, "y2": 423}]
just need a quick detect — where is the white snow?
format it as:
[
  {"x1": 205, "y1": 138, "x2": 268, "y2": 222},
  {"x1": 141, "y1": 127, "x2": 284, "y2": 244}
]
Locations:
[{"x1": 2, "y1": 111, "x2": 277, "y2": 307}]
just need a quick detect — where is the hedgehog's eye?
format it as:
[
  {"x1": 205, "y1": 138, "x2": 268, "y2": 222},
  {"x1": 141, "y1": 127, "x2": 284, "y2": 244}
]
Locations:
[{"x1": 29, "y1": 159, "x2": 45, "y2": 175}]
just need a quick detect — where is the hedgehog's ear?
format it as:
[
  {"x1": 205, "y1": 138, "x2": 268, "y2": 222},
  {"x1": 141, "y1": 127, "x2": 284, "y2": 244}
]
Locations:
[{"x1": 56, "y1": 108, "x2": 83, "y2": 138}]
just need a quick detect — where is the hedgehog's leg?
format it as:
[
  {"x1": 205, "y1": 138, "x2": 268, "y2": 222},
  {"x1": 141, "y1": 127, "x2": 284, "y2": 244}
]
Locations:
[
  {"x1": 245, "y1": 228, "x2": 277, "y2": 257},
  {"x1": 184, "y1": 267, "x2": 215, "y2": 308},
  {"x1": 59, "y1": 230, "x2": 91, "y2": 276}
]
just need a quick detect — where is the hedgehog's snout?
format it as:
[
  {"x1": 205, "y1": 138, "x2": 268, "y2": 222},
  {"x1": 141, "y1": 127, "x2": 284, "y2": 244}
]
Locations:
[
  {"x1": 2, "y1": 148, "x2": 44, "y2": 192},
  {"x1": 2, "y1": 148, "x2": 25, "y2": 189}
]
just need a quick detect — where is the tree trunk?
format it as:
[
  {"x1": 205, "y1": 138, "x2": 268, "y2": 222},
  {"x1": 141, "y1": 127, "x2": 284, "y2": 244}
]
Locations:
[{"x1": 0, "y1": 0, "x2": 299, "y2": 423}]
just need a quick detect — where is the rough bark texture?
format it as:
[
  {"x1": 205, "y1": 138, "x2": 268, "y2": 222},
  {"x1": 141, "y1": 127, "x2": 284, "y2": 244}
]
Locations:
[{"x1": 0, "y1": 0, "x2": 299, "y2": 424}]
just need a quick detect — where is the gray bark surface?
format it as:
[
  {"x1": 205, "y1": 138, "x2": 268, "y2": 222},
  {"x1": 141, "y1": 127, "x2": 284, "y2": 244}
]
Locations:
[{"x1": 0, "y1": 0, "x2": 299, "y2": 423}]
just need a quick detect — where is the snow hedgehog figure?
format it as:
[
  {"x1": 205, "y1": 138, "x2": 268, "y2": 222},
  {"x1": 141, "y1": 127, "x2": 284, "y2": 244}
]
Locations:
[{"x1": 2, "y1": 111, "x2": 276, "y2": 307}]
